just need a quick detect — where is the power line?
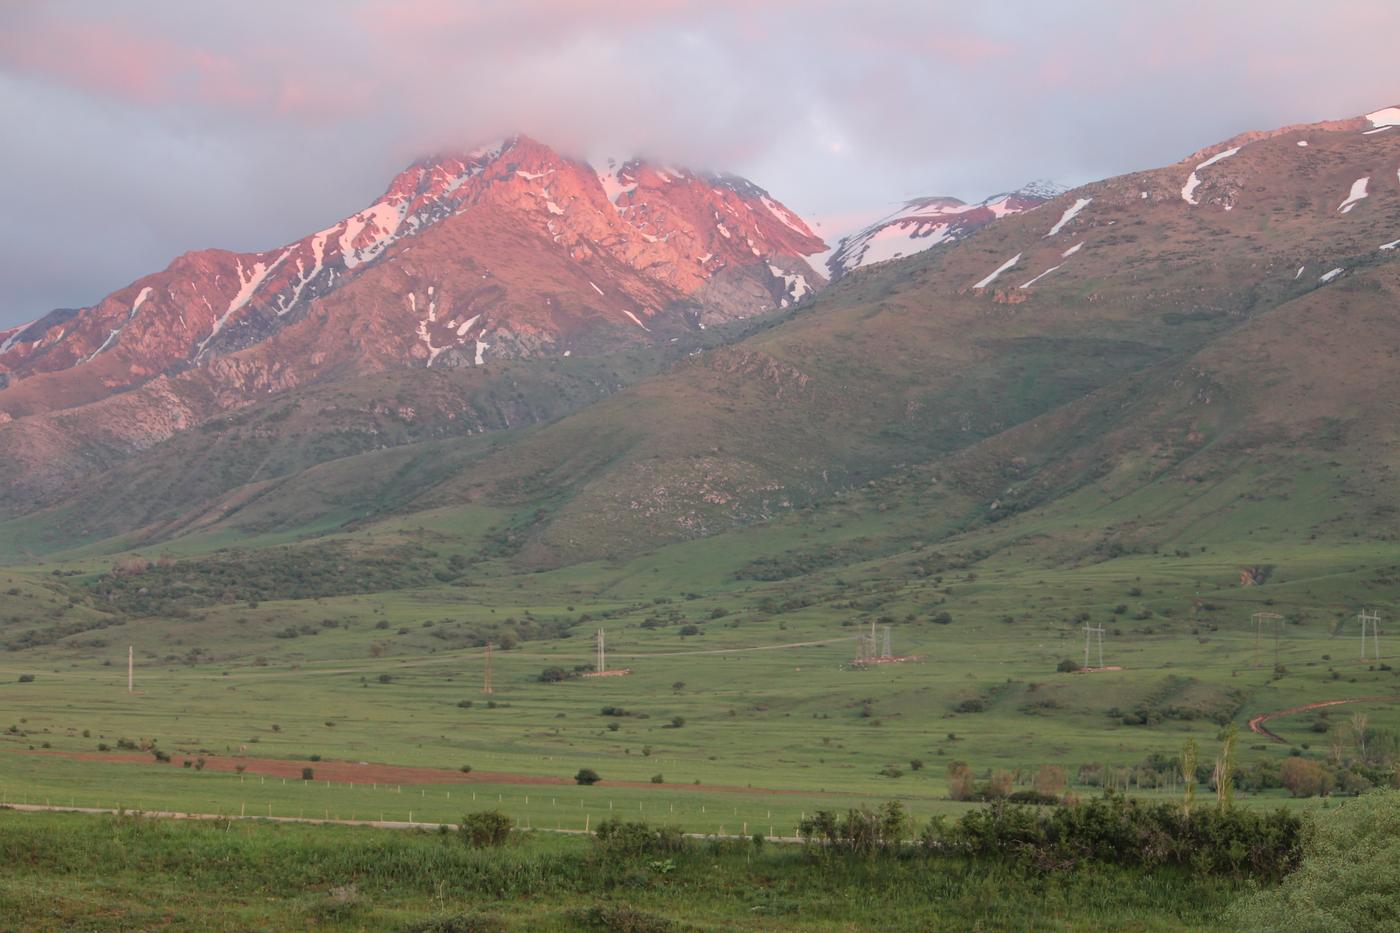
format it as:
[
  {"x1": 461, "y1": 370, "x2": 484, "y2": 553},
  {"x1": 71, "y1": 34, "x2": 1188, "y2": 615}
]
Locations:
[
  {"x1": 1083, "y1": 623, "x2": 1105, "y2": 670},
  {"x1": 1359, "y1": 609, "x2": 1382, "y2": 662},
  {"x1": 1251, "y1": 612, "x2": 1282, "y2": 669}
]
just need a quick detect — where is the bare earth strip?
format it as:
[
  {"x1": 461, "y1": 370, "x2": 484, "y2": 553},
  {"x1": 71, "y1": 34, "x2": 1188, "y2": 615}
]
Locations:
[
  {"x1": 1246, "y1": 694, "x2": 1400, "y2": 743},
  {"x1": 8, "y1": 748, "x2": 834, "y2": 796}
]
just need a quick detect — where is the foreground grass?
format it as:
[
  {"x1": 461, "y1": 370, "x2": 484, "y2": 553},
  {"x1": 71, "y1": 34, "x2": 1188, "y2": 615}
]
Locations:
[{"x1": 0, "y1": 809, "x2": 1244, "y2": 931}]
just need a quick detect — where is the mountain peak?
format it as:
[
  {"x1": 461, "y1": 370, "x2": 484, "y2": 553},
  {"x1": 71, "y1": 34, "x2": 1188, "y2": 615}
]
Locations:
[
  {"x1": 826, "y1": 181, "x2": 1063, "y2": 281},
  {"x1": 0, "y1": 137, "x2": 826, "y2": 414}
]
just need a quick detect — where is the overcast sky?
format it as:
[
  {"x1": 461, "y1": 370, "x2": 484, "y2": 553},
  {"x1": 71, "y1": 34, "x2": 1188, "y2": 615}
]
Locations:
[{"x1": 2, "y1": 0, "x2": 1397, "y2": 326}]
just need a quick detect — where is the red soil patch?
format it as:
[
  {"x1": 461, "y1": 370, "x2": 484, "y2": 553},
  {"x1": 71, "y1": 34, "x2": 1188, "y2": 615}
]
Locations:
[
  {"x1": 11, "y1": 749, "x2": 825, "y2": 796},
  {"x1": 1247, "y1": 695, "x2": 1400, "y2": 743}
]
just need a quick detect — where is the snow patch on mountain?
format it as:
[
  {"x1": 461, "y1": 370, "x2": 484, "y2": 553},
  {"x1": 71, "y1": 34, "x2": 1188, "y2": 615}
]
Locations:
[
  {"x1": 1182, "y1": 147, "x2": 1241, "y2": 205},
  {"x1": 827, "y1": 182, "x2": 1062, "y2": 280},
  {"x1": 1338, "y1": 177, "x2": 1369, "y2": 213},
  {"x1": 1366, "y1": 107, "x2": 1400, "y2": 127},
  {"x1": 1319, "y1": 267, "x2": 1345, "y2": 283},
  {"x1": 195, "y1": 251, "x2": 288, "y2": 358},
  {"x1": 769, "y1": 263, "x2": 812, "y2": 304},
  {"x1": 1020, "y1": 264, "x2": 1063, "y2": 288},
  {"x1": 974, "y1": 253, "x2": 1022, "y2": 289},
  {"x1": 1046, "y1": 198, "x2": 1091, "y2": 236}
]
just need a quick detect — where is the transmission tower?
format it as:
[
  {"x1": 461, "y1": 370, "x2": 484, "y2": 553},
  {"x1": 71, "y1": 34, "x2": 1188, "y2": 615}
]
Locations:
[
  {"x1": 483, "y1": 642, "x2": 493, "y2": 694},
  {"x1": 1252, "y1": 612, "x2": 1283, "y2": 669},
  {"x1": 881, "y1": 625, "x2": 892, "y2": 659},
  {"x1": 1359, "y1": 609, "x2": 1383, "y2": 662},
  {"x1": 596, "y1": 627, "x2": 606, "y2": 673},
  {"x1": 1083, "y1": 623, "x2": 1105, "y2": 670}
]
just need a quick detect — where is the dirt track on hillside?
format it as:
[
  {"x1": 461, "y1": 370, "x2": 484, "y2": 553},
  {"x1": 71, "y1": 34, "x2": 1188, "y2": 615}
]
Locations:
[
  {"x1": 1246, "y1": 694, "x2": 1400, "y2": 743},
  {"x1": 10, "y1": 748, "x2": 827, "y2": 796}
]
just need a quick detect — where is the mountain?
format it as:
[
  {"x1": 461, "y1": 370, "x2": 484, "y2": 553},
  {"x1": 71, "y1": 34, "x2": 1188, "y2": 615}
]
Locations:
[
  {"x1": 0, "y1": 136, "x2": 824, "y2": 416},
  {"x1": 4, "y1": 104, "x2": 1400, "y2": 574},
  {"x1": 825, "y1": 180, "x2": 1065, "y2": 280},
  {"x1": 0, "y1": 137, "x2": 825, "y2": 500}
]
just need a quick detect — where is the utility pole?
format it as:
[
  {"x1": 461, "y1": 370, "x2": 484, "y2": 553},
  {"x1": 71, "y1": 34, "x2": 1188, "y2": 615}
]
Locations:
[
  {"x1": 483, "y1": 642, "x2": 493, "y2": 695},
  {"x1": 596, "y1": 627, "x2": 606, "y2": 673},
  {"x1": 127, "y1": 646, "x2": 133, "y2": 694},
  {"x1": 1252, "y1": 612, "x2": 1282, "y2": 669},
  {"x1": 1083, "y1": 623, "x2": 1105, "y2": 670},
  {"x1": 1359, "y1": 610, "x2": 1382, "y2": 662}
]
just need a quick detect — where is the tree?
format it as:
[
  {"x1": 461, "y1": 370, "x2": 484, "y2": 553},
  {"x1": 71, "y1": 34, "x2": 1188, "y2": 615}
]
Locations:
[
  {"x1": 575, "y1": 768, "x2": 601, "y2": 785},
  {"x1": 301, "y1": 767, "x2": 314, "y2": 781},
  {"x1": 1225, "y1": 789, "x2": 1400, "y2": 928},
  {"x1": 1215, "y1": 723, "x2": 1238, "y2": 810},
  {"x1": 1280, "y1": 757, "x2": 1333, "y2": 798},
  {"x1": 1351, "y1": 711, "x2": 1369, "y2": 761},
  {"x1": 947, "y1": 761, "x2": 976, "y2": 801},
  {"x1": 1181, "y1": 738, "x2": 1198, "y2": 815},
  {"x1": 1033, "y1": 764, "x2": 1067, "y2": 799}
]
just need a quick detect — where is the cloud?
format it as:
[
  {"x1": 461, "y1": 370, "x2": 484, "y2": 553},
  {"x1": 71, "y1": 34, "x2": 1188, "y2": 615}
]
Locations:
[{"x1": 0, "y1": 0, "x2": 1397, "y2": 323}]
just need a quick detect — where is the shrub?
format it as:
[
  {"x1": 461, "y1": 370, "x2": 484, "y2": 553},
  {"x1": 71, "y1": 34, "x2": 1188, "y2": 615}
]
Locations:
[
  {"x1": 301, "y1": 767, "x2": 315, "y2": 781},
  {"x1": 400, "y1": 913, "x2": 508, "y2": 933},
  {"x1": 592, "y1": 818, "x2": 685, "y2": 859},
  {"x1": 798, "y1": 802, "x2": 909, "y2": 856},
  {"x1": 460, "y1": 764, "x2": 473, "y2": 774},
  {"x1": 538, "y1": 667, "x2": 573, "y2": 683},
  {"x1": 954, "y1": 698, "x2": 985, "y2": 714},
  {"x1": 650, "y1": 774, "x2": 664, "y2": 784},
  {"x1": 575, "y1": 768, "x2": 601, "y2": 785},
  {"x1": 1057, "y1": 659, "x2": 1081, "y2": 673},
  {"x1": 16, "y1": 674, "x2": 34, "y2": 683},
  {"x1": 929, "y1": 793, "x2": 1302, "y2": 878},
  {"x1": 669, "y1": 716, "x2": 686, "y2": 729},
  {"x1": 567, "y1": 903, "x2": 675, "y2": 933},
  {"x1": 460, "y1": 810, "x2": 513, "y2": 848}
]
